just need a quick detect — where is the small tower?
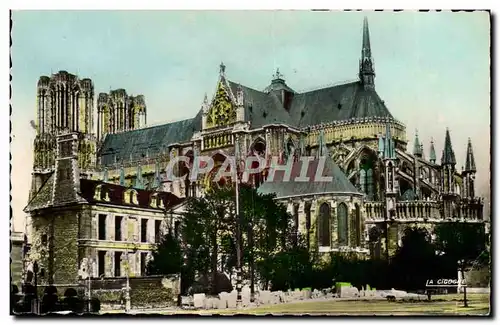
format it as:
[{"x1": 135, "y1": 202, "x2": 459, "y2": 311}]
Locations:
[
  {"x1": 359, "y1": 17, "x2": 375, "y2": 89},
  {"x1": 134, "y1": 165, "x2": 144, "y2": 190},
  {"x1": 264, "y1": 68, "x2": 295, "y2": 110},
  {"x1": 413, "y1": 130, "x2": 423, "y2": 158},
  {"x1": 440, "y1": 128, "x2": 458, "y2": 218},
  {"x1": 316, "y1": 129, "x2": 328, "y2": 158},
  {"x1": 429, "y1": 138, "x2": 437, "y2": 164},
  {"x1": 462, "y1": 138, "x2": 477, "y2": 199},
  {"x1": 201, "y1": 93, "x2": 210, "y2": 130},
  {"x1": 152, "y1": 159, "x2": 162, "y2": 190},
  {"x1": 119, "y1": 165, "x2": 125, "y2": 187}
]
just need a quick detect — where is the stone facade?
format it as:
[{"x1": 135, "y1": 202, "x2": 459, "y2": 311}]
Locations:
[{"x1": 10, "y1": 231, "x2": 24, "y2": 286}]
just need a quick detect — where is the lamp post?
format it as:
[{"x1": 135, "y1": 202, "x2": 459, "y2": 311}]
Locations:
[
  {"x1": 33, "y1": 261, "x2": 39, "y2": 315},
  {"x1": 458, "y1": 259, "x2": 468, "y2": 307},
  {"x1": 124, "y1": 235, "x2": 138, "y2": 313},
  {"x1": 234, "y1": 134, "x2": 242, "y2": 307},
  {"x1": 86, "y1": 258, "x2": 93, "y2": 313}
]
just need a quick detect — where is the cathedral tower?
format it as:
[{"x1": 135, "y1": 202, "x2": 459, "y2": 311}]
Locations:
[
  {"x1": 97, "y1": 89, "x2": 146, "y2": 142},
  {"x1": 30, "y1": 71, "x2": 96, "y2": 200}
]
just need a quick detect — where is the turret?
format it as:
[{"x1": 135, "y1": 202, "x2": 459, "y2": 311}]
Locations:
[
  {"x1": 429, "y1": 138, "x2": 437, "y2": 164},
  {"x1": 440, "y1": 128, "x2": 458, "y2": 218},
  {"x1": 264, "y1": 68, "x2": 295, "y2": 110},
  {"x1": 462, "y1": 138, "x2": 477, "y2": 199},
  {"x1": 412, "y1": 130, "x2": 423, "y2": 158},
  {"x1": 134, "y1": 165, "x2": 144, "y2": 190}
]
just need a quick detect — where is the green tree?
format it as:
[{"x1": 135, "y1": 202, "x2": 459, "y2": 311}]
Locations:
[
  {"x1": 390, "y1": 227, "x2": 443, "y2": 291},
  {"x1": 180, "y1": 185, "x2": 238, "y2": 295},
  {"x1": 146, "y1": 231, "x2": 182, "y2": 276},
  {"x1": 434, "y1": 222, "x2": 487, "y2": 266}
]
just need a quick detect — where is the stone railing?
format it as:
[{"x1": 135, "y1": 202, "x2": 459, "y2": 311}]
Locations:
[
  {"x1": 365, "y1": 201, "x2": 441, "y2": 220},
  {"x1": 459, "y1": 198, "x2": 484, "y2": 220}
]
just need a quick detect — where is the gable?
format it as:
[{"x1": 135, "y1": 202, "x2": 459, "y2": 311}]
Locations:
[{"x1": 206, "y1": 81, "x2": 236, "y2": 128}]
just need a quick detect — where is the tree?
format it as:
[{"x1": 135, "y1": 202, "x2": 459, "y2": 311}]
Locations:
[
  {"x1": 181, "y1": 186, "x2": 236, "y2": 295},
  {"x1": 178, "y1": 183, "x2": 302, "y2": 293},
  {"x1": 146, "y1": 231, "x2": 182, "y2": 276},
  {"x1": 390, "y1": 227, "x2": 444, "y2": 291},
  {"x1": 434, "y1": 222, "x2": 487, "y2": 266}
]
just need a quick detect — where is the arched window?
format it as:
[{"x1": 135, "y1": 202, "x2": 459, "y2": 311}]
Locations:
[
  {"x1": 290, "y1": 203, "x2": 299, "y2": 245},
  {"x1": 360, "y1": 158, "x2": 374, "y2": 200},
  {"x1": 251, "y1": 140, "x2": 266, "y2": 187},
  {"x1": 305, "y1": 202, "x2": 312, "y2": 250},
  {"x1": 337, "y1": 202, "x2": 348, "y2": 246},
  {"x1": 318, "y1": 203, "x2": 331, "y2": 247}
]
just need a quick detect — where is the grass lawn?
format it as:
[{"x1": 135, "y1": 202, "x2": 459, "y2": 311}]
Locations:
[{"x1": 112, "y1": 293, "x2": 489, "y2": 316}]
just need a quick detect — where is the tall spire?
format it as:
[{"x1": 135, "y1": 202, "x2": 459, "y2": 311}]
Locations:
[
  {"x1": 359, "y1": 17, "x2": 375, "y2": 89},
  {"x1": 464, "y1": 138, "x2": 476, "y2": 172},
  {"x1": 429, "y1": 138, "x2": 436, "y2": 164},
  {"x1": 413, "y1": 130, "x2": 423, "y2": 157},
  {"x1": 441, "y1": 128, "x2": 456, "y2": 165}
]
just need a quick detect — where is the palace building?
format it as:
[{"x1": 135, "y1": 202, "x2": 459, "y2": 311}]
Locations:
[{"x1": 24, "y1": 17, "x2": 486, "y2": 285}]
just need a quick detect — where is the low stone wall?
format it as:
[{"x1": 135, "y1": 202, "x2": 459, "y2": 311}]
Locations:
[
  {"x1": 464, "y1": 267, "x2": 490, "y2": 288},
  {"x1": 83, "y1": 274, "x2": 181, "y2": 310},
  {"x1": 459, "y1": 287, "x2": 490, "y2": 294}
]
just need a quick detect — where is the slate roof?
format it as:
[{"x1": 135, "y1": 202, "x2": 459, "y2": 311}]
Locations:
[
  {"x1": 24, "y1": 173, "x2": 56, "y2": 212},
  {"x1": 79, "y1": 179, "x2": 184, "y2": 210},
  {"x1": 24, "y1": 174, "x2": 184, "y2": 212},
  {"x1": 99, "y1": 110, "x2": 202, "y2": 166},
  {"x1": 257, "y1": 157, "x2": 361, "y2": 199},
  {"x1": 228, "y1": 79, "x2": 394, "y2": 129},
  {"x1": 98, "y1": 79, "x2": 394, "y2": 167}
]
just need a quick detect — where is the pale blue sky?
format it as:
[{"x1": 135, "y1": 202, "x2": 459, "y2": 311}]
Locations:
[{"x1": 11, "y1": 11, "x2": 490, "y2": 231}]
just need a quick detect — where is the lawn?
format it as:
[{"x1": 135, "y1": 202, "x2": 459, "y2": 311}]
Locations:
[
  {"x1": 108, "y1": 293, "x2": 490, "y2": 316},
  {"x1": 194, "y1": 294, "x2": 490, "y2": 316}
]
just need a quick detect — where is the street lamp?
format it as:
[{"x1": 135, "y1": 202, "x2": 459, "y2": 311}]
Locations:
[
  {"x1": 234, "y1": 134, "x2": 243, "y2": 307},
  {"x1": 33, "y1": 261, "x2": 39, "y2": 314},
  {"x1": 123, "y1": 235, "x2": 139, "y2": 313}
]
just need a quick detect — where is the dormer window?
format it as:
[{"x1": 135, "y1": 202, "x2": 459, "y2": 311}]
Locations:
[
  {"x1": 94, "y1": 184, "x2": 103, "y2": 201},
  {"x1": 150, "y1": 193, "x2": 159, "y2": 208},
  {"x1": 103, "y1": 189, "x2": 110, "y2": 202},
  {"x1": 124, "y1": 189, "x2": 139, "y2": 205}
]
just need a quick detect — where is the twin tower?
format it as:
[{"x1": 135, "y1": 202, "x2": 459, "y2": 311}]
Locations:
[{"x1": 32, "y1": 70, "x2": 147, "y2": 175}]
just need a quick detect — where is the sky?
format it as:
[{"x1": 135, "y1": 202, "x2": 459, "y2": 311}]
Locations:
[{"x1": 10, "y1": 10, "x2": 491, "y2": 232}]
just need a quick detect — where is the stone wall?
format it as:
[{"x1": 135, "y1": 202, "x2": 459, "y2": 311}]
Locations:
[
  {"x1": 84, "y1": 275, "x2": 181, "y2": 309},
  {"x1": 10, "y1": 238, "x2": 24, "y2": 286},
  {"x1": 28, "y1": 207, "x2": 87, "y2": 285},
  {"x1": 464, "y1": 266, "x2": 490, "y2": 288}
]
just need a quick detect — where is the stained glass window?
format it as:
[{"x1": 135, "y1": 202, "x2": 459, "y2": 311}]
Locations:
[
  {"x1": 337, "y1": 203, "x2": 348, "y2": 246},
  {"x1": 318, "y1": 203, "x2": 331, "y2": 247}
]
